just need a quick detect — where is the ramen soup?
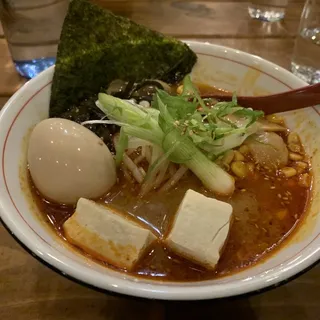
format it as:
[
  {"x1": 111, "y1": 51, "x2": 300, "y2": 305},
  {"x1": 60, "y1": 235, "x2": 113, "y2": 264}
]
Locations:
[{"x1": 27, "y1": 81, "x2": 312, "y2": 281}]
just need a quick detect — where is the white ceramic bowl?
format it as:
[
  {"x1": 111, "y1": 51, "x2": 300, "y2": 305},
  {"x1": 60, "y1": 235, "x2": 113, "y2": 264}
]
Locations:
[{"x1": 0, "y1": 41, "x2": 319, "y2": 300}]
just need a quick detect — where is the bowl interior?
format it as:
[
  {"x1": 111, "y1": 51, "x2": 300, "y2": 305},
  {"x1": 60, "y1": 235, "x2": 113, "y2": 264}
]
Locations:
[{"x1": 0, "y1": 42, "x2": 319, "y2": 300}]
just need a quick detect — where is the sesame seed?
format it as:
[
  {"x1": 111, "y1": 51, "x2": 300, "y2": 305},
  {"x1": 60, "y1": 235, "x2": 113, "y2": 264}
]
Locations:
[
  {"x1": 241, "y1": 189, "x2": 246, "y2": 192},
  {"x1": 277, "y1": 194, "x2": 282, "y2": 198},
  {"x1": 264, "y1": 177, "x2": 269, "y2": 180},
  {"x1": 283, "y1": 197, "x2": 289, "y2": 201},
  {"x1": 270, "y1": 186, "x2": 276, "y2": 189}
]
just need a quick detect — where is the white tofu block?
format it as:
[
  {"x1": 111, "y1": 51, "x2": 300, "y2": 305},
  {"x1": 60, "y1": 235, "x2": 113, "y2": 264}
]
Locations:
[
  {"x1": 63, "y1": 198, "x2": 156, "y2": 270},
  {"x1": 165, "y1": 189, "x2": 233, "y2": 270}
]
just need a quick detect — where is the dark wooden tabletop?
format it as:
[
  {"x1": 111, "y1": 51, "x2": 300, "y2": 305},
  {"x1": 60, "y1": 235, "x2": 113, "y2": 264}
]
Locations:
[{"x1": 0, "y1": 1, "x2": 319, "y2": 319}]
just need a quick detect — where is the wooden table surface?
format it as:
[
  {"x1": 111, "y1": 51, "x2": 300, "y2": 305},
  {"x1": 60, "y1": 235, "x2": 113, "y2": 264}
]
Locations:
[{"x1": 0, "y1": 1, "x2": 319, "y2": 319}]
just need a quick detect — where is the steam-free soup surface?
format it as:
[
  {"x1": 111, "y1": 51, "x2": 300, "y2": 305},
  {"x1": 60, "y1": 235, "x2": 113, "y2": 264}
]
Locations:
[
  {"x1": 30, "y1": 84, "x2": 311, "y2": 281},
  {"x1": 32, "y1": 162, "x2": 309, "y2": 281}
]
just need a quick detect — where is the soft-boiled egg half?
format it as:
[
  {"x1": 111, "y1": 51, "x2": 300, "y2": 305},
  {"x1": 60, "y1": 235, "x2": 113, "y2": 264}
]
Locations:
[{"x1": 28, "y1": 118, "x2": 116, "y2": 205}]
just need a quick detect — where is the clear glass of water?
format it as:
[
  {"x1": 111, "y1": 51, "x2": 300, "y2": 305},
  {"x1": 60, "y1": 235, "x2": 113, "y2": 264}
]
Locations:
[
  {"x1": 291, "y1": 0, "x2": 320, "y2": 84},
  {"x1": 0, "y1": 0, "x2": 69, "y2": 79},
  {"x1": 248, "y1": 0, "x2": 289, "y2": 22}
]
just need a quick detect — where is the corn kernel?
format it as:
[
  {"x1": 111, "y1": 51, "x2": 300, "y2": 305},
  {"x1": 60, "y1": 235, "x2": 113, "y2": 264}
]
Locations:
[
  {"x1": 231, "y1": 161, "x2": 248, "y2": 179},
  {"x1": 289, "y1": 152, "x2": 303, "y2": 161},
  {"x1": 288, "y1": 143, "x2": 302, "y2": 153},
  {"x1": 288, "y1": 132, "x2": 300, "y2": 145},
  {"x1": 234, "y1": 150, "x2": 245, "y2": 161},
  {"x1": 176, "y1": 85, "x2": 183, "y2": 95},
  {"x1": 280, "y1": 167, "x2": 297, "y2": 178},
  {"x1": 295, "y1": 161, "x2": 308, "y2": 174},
  {"x1": 222, "y1": 150, "x2": 235, "y2": 165},
  {"x1": 238, "y1": 145, "x2": 250, "y2": 155},
  {"x1": 266, "y1": 114, "x2": 284, "y2": 124}
]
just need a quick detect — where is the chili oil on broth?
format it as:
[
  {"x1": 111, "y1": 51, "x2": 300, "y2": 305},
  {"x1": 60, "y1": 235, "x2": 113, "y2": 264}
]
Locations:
[
  {"x1": 29, "y1": 153, "x2": 310, "y2": 281},
  {"x1": 27, "y1": 83, "x2": 311, "y2": 282}
]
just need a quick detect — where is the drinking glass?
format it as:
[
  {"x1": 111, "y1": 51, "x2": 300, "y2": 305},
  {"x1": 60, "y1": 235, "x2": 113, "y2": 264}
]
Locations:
[
  {"x1": 0, "y1": 0, "x2": 69, "y2": 79},
  {"x1": 248, "y1": 0, "x2": 288, "y2": 22},
  {"x1": 291, "y1": 0, "x2": 320, "y2": 84}
]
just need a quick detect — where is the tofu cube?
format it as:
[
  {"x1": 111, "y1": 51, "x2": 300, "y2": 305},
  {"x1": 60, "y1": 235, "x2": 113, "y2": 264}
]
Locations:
[
  {"x1": 165, "y1": 189, "x2": 233, "y2": 270},
  {"x1": 63, "y1": 198, "x2": 156, "y2": 270}
]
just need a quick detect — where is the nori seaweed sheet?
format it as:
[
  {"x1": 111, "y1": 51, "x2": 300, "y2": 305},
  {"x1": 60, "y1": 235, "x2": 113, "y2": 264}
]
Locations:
[{"x1": 50, "y1": 0, "x2": 197, "y2": 118}]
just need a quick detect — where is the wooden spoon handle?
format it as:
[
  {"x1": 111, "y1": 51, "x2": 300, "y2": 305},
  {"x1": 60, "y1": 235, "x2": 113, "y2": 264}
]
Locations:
[{"x1": 202, "y1": 83, "x2": 320, "y2": 115}]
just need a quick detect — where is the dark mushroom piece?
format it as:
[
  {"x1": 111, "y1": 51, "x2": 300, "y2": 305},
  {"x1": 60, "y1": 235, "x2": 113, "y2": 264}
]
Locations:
[
  {"x1": 107, "y1": 79, "x2": 136, "y2": 99},
  {"x1": 131, "y1": 80, "x2": 172, "y2": 102},
  {"x1": 106, "y1": 79, "x2": 172, "y2": 103}
]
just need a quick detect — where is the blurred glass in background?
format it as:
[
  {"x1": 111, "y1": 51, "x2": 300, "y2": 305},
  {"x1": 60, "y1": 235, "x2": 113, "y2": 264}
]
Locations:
[
  {"x1": 0, "y1": 0, "x2": 69, "y2": 79},
  {"x1": 248, "y1": 0, "x2": 288, "y2": 22},
  {"x1": 291, "y1": 0, "x2": 320, "y2": 84}
]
